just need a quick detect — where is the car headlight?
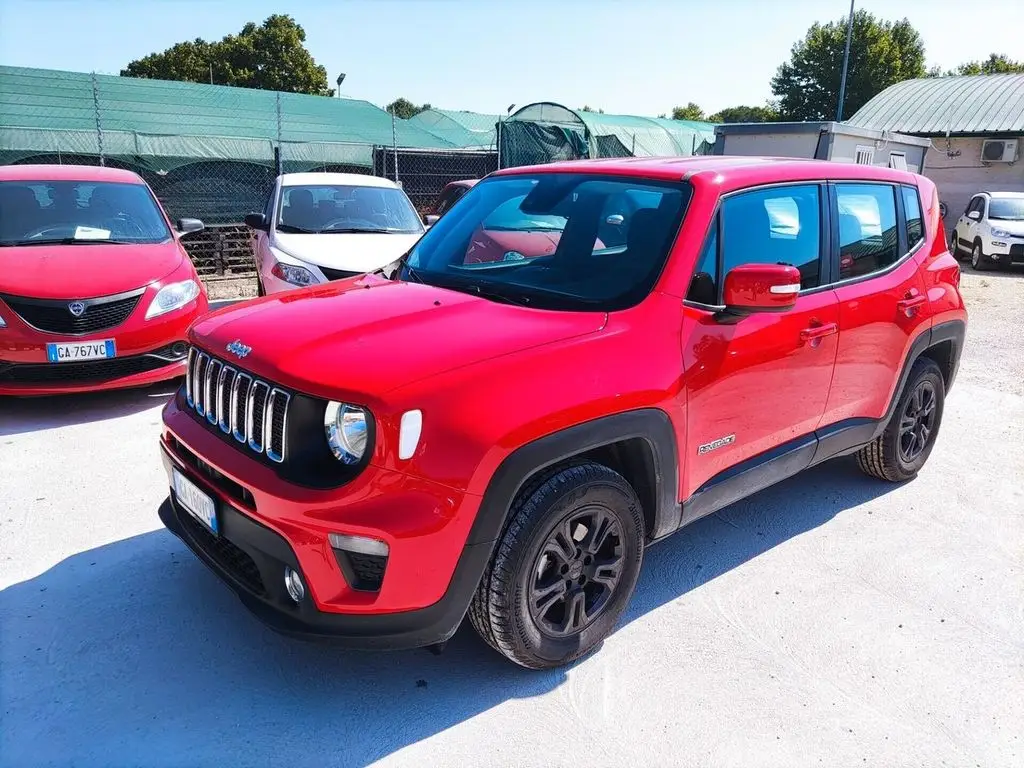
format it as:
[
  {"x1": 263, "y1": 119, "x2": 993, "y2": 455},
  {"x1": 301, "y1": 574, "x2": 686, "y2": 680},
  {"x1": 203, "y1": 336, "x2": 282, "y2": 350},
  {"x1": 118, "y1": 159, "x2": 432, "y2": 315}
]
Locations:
[
  {"x1": 324, "y1": 402, "x2": 369, "y2": 464},
  {"x1": 0, "y1": 313, "x2": 6, "y2": 329},
  {"x1": 990, "y1": 228, "x2": 1012, "y2": 239},
  {"x1": 271, "y1": 262, "x2": 319, "y2": 287},
  {"x1": 145, "y1": 279, "x2": 200, "y2": 319}
]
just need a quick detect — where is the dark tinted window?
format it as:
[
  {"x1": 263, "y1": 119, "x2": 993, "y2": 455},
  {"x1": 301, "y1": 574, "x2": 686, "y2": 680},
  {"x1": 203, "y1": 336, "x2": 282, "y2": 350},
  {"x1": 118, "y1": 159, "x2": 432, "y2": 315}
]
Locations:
[
  {"x1": 687, "y1": 218, "x2": 718, "y2": 305},
  {"x1": 968, "y1": 196, "x2": 986, "y2": 215},
  {"x1": 836, "y1": 184, "x2": 899, "y2": 280},
  {"x1": 721, "y1": 185, "x2": 822, "y2": 289},
  {"x1": 988, "y1": 197, "x2": 1024, "y2": 220},
  {"x1": 902, "y1": 186, "x2": 923, "y2": 248}
]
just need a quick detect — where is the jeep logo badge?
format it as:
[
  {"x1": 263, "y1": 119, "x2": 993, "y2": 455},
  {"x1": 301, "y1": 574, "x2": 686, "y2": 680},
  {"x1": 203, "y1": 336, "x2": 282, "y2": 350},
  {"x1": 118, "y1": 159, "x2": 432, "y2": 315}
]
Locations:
[
  {"x1": 68, "y1": 301, "x2": 86, "y2": 318},
  {"x1": 226, "y1": 339, "x2": 252, "y2": 359}
]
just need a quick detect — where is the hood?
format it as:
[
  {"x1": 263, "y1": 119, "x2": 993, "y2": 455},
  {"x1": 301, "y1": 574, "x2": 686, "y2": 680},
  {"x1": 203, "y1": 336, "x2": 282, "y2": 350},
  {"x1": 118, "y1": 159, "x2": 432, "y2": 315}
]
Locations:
[
  {"x1": 190, "y1": 276, "x2": 607, "y2": 398},
  {"x1": 0, "y1": 240, "x2": 184, "y2": 299},
  {"x1": 274, "y1": 231, "x2": 423, "y2": 273},
  {"x1": 990, "y1": 219, "x2": 1024, "y2": 236}
]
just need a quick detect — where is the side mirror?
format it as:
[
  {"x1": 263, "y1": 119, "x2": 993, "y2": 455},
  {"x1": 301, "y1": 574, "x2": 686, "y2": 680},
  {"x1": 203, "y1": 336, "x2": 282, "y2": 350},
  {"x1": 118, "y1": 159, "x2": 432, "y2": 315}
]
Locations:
[
  {"x1": 177, "y1": 218, "x2": 204, "y2": 236},
  {"x1": 423, "y1": 214, "x2": 440, "y2": 226},
  {"x1": 722, "y1": 263, "x2": 801, "y2": 316},
  {"x1": 244, "y1": 212, "x2": 269, "y2": 231},
  {"x1": 967, "y1": 210, "x2": 982, "y2": 221}
]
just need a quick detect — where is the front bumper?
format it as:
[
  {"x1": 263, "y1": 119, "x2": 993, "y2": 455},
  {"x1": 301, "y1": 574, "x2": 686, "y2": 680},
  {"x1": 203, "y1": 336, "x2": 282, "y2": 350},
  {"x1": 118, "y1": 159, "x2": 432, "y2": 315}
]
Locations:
[
  {"x1": 983, "y1": 235, "x2": 1024, "y2": 265},
  {"x1": 159, "y1": 397, "x2": 491, "y2": 648}
]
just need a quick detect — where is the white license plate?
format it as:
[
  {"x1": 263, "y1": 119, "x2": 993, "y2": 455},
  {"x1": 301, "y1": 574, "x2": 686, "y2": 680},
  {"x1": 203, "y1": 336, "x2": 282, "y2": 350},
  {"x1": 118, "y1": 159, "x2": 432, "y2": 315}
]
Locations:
[
  {"x1": 172, "y1": 469, "x2": 219, "y2": 536},
  {"x1": 46, "y1": 340, "x2": 116, "y2": 363}
]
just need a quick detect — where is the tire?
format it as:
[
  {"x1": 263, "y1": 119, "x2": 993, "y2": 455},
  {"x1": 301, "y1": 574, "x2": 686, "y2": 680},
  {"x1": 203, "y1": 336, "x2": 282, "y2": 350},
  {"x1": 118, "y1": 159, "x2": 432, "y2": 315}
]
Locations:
[
  {"x1": 856, "y1": 358, "x2": 945, "y2": 482},
  {"x1": 971, "y1": 240, "x2": 990, "y2": 271},
  {"x1": 949, "y1": 230, "x2": 962, "y2": 259},
  {"x1": 469, "y1": 462, "x2": 645, "y2": 670}
]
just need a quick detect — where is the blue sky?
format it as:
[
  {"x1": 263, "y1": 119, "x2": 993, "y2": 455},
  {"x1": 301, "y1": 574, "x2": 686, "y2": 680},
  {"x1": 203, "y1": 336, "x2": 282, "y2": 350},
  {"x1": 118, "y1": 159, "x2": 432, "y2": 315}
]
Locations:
[{"x1": 1, "y1": 0, "x2": 1021, "y2": 116}]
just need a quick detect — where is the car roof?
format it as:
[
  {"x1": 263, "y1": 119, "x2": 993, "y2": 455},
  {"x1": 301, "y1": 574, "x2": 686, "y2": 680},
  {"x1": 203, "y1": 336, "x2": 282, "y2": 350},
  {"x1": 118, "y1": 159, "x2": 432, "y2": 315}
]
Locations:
[
  {"x1": 491, "y1": 156, "x2": 920, "y2": 192},
  {"x1": 982, "y1": 190, "x2": 1024, "y2": 198},
  {"x1": 445, "y1": 179, "x2": 479, "y2": 189},
  {"x1": 279, "y1": 172, "x2": 400, "y2": 189},
  {"x1": 0, "y1": 164, "x2": 146, "y2": 184}
]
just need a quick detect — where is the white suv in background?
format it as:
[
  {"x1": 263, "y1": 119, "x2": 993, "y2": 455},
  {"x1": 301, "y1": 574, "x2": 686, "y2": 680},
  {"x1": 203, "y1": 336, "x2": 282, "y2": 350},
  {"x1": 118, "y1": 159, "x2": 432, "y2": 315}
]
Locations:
[
  {"x1": 245, "y1": 173, "x2": 425, "y2": 295},
  {"x1": 950, "y1": 191, "x2": 1024, "y2": 271}
]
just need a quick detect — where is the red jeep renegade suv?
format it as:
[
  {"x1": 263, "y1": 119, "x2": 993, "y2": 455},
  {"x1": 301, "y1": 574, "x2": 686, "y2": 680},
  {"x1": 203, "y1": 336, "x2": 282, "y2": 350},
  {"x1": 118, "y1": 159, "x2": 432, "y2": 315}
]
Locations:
[{"x1": 158, "y1": 157, "x2": 966, "y2": 669}]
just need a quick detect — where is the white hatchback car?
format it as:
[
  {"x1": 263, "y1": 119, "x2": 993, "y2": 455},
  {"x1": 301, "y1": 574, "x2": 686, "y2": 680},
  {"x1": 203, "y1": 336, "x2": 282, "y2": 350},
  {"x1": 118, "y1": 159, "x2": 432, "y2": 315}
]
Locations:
[
  {"x1": 245, "y1": 172, "x2": 425, "y2": 294},
  {"x1": 949, "y1": 191, "x2": 1024, "y2": 271}
]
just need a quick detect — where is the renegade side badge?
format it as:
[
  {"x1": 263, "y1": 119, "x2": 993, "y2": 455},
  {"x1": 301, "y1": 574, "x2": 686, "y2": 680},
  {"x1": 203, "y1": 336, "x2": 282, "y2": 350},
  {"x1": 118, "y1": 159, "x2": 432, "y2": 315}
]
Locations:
[{"x1": 698, "y1": 435, "x2": 736, "y2": 455}]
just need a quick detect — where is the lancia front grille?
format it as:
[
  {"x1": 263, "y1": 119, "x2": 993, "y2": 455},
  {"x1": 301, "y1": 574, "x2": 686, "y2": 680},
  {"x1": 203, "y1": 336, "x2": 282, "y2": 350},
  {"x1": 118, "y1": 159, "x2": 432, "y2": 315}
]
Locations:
[{"x1": 185, "y1": 348, "x2": 290, "y2": 463}]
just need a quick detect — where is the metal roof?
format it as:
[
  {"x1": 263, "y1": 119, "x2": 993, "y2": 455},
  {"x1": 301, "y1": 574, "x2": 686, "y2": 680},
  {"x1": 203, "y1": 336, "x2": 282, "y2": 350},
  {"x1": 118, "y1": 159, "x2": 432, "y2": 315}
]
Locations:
[{"x1": 848, "y1": 74, "x2": 1024, "y2": 136}]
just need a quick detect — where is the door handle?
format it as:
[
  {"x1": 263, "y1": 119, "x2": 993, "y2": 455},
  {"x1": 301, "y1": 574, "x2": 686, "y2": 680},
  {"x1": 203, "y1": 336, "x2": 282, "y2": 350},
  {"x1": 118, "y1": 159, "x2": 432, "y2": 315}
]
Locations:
[
  {"x1": 897, "y1": 292, "x2": 926, "y2": 317},
  {"x1": 800, "y1": 322, "x2": 838, "y2": 343}
]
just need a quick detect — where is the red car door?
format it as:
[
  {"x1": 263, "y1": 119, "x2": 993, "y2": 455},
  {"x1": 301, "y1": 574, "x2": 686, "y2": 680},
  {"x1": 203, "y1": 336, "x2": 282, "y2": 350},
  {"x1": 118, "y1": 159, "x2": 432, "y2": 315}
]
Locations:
[
  {"x1": 681, "y1": 183, "x2": 839, "y2": 503},
  {"x1": 820, "y1": 182, "x2": 929, "y2": 427}
]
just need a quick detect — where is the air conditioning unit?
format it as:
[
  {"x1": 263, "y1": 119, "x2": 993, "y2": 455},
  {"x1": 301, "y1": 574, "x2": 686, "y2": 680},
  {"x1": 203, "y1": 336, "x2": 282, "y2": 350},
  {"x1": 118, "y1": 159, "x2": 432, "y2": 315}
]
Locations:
[{"x1": 981, "y1": 139, "x2": 1018, "y2": 163}]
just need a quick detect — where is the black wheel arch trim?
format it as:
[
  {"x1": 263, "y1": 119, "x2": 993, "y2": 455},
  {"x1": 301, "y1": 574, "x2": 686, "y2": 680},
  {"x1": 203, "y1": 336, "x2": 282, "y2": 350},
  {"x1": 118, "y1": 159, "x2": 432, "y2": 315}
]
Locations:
[{"x1": 467, "y1": 408, "x2": 681, "y2": 547}]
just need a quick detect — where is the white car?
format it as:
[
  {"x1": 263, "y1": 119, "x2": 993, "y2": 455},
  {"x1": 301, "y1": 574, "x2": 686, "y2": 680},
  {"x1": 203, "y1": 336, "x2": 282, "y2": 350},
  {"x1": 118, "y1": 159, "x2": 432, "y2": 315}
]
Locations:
[
  {"x1": 245, "y1": 172, "x2": 425, "y2": 294},
  {"x1": 949, "y1": 191, "x2": 1024, "y2": 271}
]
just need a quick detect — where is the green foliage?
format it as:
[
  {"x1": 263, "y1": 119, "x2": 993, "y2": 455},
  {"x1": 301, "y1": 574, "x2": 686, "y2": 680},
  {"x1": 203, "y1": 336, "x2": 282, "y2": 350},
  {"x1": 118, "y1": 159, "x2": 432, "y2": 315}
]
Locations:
[
  {"x1": 121, "y1": 15, "x2": 334, "y2": 96},
  {"x1": 930, "y1": 53, "x2": 1024, "y2": 76},
  {"x1": 706, "y1": 104, "x2": 781, "y2": 123},
  {"x1": 771, "y1": 9, "x2": 925, "y2": 121},
  {"x1": 579, "y1": 105, "x2": 604, "y2": 114},
  {"x1": 671, "y1": 103, "x2": 705, "y2": 121},
  {"x1": 385, "y1": 98, "x2": 431, "y2": 119}
]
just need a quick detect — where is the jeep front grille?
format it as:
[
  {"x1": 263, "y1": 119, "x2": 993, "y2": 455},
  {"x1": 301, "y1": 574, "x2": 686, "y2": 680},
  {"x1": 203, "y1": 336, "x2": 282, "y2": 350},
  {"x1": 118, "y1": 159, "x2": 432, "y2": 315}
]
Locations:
[{"x1": 185, "y1": 348, "x2": 290, "y2": 463}]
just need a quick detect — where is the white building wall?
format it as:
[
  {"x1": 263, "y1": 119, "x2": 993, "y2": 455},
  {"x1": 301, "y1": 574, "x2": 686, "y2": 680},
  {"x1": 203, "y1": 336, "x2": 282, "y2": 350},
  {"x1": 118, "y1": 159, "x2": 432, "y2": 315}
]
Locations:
[
  {"x1": 718, "y1": 132, "x2": 819, "y2": 159},
  {"x1": 829, "y1": 134, "x2": 927, "y2": 173},
  {"x1": 924, "y1": 136, "x2": 1024, "y2": 236}
]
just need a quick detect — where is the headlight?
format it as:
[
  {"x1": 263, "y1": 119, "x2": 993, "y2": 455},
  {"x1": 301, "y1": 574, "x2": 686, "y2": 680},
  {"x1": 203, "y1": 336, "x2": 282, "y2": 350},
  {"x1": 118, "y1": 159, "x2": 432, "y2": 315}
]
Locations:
[
  {"x1": 324, "y1": 402, "x2": 369, "y2": 464},
  {"x1": 145, "y1": 279, "x2": 200, "y2": 319},
  {"x1": 990, "y1": 228, "x2": 1012, "y2": 238},
  {"x1": 0, "y1": 313, "x2": 6, "y2": 329},
  {"x1": 271, "y1": 262, "x2": 319, "y2": 287}
]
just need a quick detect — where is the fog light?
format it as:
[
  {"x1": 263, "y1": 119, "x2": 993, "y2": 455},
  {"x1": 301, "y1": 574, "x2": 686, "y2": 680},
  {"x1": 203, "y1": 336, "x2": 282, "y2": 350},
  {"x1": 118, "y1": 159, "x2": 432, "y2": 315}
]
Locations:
[
  {"x1": 329, "y1": 532, "x2": 389, "y2": 557},
  {"x1": 284, "y1": 567, "x2": 305, "y2": 602},
  {"x1": 170, "y1": 341, "x2": 189, "y2": 358}
]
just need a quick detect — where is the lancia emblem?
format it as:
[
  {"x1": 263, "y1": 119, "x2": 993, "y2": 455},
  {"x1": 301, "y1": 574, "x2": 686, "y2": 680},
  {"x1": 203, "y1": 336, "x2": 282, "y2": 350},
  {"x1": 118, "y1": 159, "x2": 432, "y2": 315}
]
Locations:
[
  {"x1": 68, "y1": 301, "x2": 86, "y2": 317},
  {"x1": 226, "y1": 339, "x2": 252, "y2": 359}
]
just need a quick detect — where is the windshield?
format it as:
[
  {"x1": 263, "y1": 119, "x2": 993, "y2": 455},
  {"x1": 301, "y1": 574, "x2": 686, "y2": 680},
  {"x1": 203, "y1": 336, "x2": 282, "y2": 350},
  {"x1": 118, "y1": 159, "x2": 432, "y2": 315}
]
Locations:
[
  {"x1": 277, "y1": 184, "x2": 423, "y2": 234},
  {"x1": 0, "y1": 180, "x2": 171, "y2": 245},
  {"x1": 404, "y1": 173, "x2": 691, "y2": 311},
  {"x1": 988, "y1": 197, "x2": 1024, "y2": 221}
]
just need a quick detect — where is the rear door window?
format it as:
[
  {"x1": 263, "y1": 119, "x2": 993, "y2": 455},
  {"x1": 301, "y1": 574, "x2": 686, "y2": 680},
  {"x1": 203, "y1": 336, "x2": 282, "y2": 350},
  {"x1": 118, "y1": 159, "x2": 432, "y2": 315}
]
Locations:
[
  {"x1": 835, "y1": 184, "x2": 899, "y2": 280},
  {"x1": 902, "y1": 186, "x2": 923, "y2": 249}
]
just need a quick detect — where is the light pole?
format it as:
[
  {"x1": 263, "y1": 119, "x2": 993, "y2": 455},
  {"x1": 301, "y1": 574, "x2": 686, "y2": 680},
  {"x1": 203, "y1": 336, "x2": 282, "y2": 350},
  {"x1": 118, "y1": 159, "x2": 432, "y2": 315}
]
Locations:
[
  {"x1": 836, "y1": 0, "x2": 855, "y2": 121},
  {"x1": 497, "y1": 103, "x2": 515, "y2": 170},
  {"x1": 336, "y1": 73, "x2": 346, "y2": 97}
]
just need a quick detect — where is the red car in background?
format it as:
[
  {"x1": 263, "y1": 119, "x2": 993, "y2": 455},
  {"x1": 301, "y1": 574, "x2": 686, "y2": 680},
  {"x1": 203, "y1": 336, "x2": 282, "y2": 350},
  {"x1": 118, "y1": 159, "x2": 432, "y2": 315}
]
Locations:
[{"x1": 0, "y1": 164, "x2": 209, "y2": 395}]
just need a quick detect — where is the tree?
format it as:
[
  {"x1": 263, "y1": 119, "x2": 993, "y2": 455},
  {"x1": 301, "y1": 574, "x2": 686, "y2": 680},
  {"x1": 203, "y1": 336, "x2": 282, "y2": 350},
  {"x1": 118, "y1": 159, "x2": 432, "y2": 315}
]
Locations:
[
  {"x1": 771, "y1": 10, "x2": 925, "y2": 121},
  {"x1": 385, "y1": 98, "x2": 431, "y2": 119},
  {"x1": 930, "y1": 53, "x2": 1024, "y2": 76},
  {"x1": 671, "y1": 103, "x2": 705, "y2": 121},
  {"x1": 707, "y1": 104, "x2": 781, "y2": 123},
  {"x1": 121, "y1": 15, "x2": 334, "y2": 96},
  {"x1": 579, "y1": 105, "x2": 604, "y2": 114}
]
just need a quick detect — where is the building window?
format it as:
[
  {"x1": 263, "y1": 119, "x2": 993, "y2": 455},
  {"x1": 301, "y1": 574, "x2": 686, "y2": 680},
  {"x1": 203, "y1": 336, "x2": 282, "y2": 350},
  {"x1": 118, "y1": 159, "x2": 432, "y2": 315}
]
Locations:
[
  {"x1": 854, "y1": 145, "x2": 875, "y2": 165},
  {"x1": 888, "y1": 152, "x2": 908, "y2": 171}
]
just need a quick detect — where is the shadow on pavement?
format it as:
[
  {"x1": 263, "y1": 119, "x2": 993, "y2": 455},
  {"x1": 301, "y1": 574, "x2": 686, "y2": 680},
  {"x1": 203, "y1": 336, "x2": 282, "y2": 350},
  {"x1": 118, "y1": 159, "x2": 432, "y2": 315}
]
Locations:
[
  {"x1": 0, "y1": 457, "x2": 898, "y2": 766},
  {"x1": 0, "y1": 382, "x2": 180, "y2": 438}
]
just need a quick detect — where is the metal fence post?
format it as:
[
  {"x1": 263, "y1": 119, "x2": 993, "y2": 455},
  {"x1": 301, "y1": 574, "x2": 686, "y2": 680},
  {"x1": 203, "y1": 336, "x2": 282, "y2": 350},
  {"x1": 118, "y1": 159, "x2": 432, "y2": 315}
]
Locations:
[
  {"x1": 275, "y1": 91, "x2": 283, "y2": 175},
  {"x1": 391, "y1": 111, "x2": 399, "y2": 183},
  {"x1": 216, "y1": 229, "x2": 226, "y2": 276},
  {"x1": 496, "y1": 118, "x2": 502, "y2": 170},
  {"x1": 91, "y1": 71, "x2": 104, "y2": 166}
]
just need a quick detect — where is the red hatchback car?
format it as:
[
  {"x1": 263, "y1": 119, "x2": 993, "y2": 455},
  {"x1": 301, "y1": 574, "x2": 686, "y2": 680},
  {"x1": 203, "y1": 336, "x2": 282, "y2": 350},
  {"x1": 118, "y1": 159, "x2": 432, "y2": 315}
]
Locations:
[
  {"x1": 0, "y1": 165, "x2": 209, "y2": 395},
  {"x1": 159, "y1": 157, "x2": 965, "y2": 669}
]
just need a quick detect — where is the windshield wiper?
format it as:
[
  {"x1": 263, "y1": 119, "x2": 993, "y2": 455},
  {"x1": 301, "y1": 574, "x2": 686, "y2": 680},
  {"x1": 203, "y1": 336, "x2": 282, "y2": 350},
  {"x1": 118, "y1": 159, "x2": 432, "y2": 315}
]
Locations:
[
  {"x1": 443, "y1": 280, "x2": 532, "y2": 306},
  {"x1": 322, "y1": 227, "x2": 393, "y2": 234},
  {"x1": 1, "y1": 238, "x2": 134, "y2": 246},
  {"x1": 370, "y1": 250, "x2": 425, "y2": 284},
  {"x1": 275, "y1": 224, "x2": 320, "y2": 234}
]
